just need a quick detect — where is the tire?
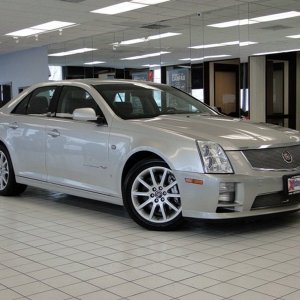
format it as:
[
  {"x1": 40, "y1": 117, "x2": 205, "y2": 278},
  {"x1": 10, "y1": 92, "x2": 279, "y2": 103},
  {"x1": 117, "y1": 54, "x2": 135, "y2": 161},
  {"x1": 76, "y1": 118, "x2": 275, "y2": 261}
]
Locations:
[
  {"x1": 0, "y1": 145, "x2": 27, "y2": 196},
  {"x1": 123, "y1": 158, "x2": 183, "y2": 230}
]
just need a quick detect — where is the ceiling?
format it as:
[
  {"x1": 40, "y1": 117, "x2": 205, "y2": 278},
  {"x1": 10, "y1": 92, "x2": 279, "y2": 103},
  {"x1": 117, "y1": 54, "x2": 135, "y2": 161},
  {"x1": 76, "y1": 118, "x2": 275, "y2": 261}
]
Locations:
[{"x1": 0, "y1": 0, "x2": 300, "y2": 69}]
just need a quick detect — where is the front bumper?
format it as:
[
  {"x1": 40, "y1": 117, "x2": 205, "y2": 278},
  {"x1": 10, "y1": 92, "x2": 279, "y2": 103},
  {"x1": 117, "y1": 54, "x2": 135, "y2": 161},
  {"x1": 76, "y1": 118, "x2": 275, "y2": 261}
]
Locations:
[{"x1": 174, "y1": 169, "x2": 300, "y2": 220}]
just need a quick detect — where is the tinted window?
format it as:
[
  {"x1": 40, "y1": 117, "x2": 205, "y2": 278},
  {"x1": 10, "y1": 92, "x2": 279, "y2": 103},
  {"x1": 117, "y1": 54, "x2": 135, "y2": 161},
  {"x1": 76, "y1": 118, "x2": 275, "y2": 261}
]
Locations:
[
  {"x1": 12, "y1": 94, "x2": 31, "y2": 114},
  {"x1": 93, "y1": 83, "x2": 217, "y2": 120},
  {"x1": 56, "y1": 86, "x2": 102, "y2": 119},
  {"x1": 12, "y1": 86, "x2": 56, "y2": 115}
]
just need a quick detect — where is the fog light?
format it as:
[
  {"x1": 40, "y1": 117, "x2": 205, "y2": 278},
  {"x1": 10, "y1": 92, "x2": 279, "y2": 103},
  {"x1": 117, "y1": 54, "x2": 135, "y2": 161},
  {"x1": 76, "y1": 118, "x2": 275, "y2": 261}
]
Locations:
[{"x1": 219, "y1": 182, "x2": 235, "y2": 203}]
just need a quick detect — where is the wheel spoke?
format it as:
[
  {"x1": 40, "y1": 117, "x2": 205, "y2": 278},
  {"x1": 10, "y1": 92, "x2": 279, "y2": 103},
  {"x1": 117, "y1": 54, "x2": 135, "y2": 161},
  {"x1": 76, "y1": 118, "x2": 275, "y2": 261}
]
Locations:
[
  {"x1": 149, "y1": 168, "x2": 157, "y2": 186},
  {"x1": 160, "y1": 169, "x2": 167, "y2": 186},
  {"x1": 2, "y1": 177, "x2": 7, "y2": 185},
  {"x1": 165, "y1": 200, "x2": 179, "y2": 212},
  {"x1": 166, "y1": 193, "x2": 180, "y2": 198},
  {"x1": 137, "y1": 177, "x2": 151, "y2": 191},
  {"x1": 132, "y1": 191, "x2": 150, "y2": 197},
  {"x1": 149, "y1": 203, "x2": 157, "y2": 220},
  {"x1": 165, "y1": 180, "x2": 177, "y2": 191},
  {"x1": 138, "y1": 199, "x2": 153, "y2": 210},
  {"x1": 160, "y1": 203, "x2": 167, "y2": 221}
]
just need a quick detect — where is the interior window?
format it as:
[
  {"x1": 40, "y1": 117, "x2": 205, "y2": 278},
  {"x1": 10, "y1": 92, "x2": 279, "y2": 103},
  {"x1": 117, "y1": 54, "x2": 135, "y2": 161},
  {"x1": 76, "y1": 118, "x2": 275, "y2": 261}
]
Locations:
[
  {"x1": 12, "y1": 86, "x2": 56, "y2": 115},
  {"x1": 56, "y1": 86, "x2": 102, "y2": 119}
]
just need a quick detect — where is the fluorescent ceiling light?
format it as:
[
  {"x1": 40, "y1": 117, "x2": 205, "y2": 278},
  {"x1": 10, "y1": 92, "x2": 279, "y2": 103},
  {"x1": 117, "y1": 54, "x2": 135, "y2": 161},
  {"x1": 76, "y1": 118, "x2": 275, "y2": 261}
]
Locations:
[
  {"x1": 142, "y1": 64, "x2": 160, "y2": 67},
  {"x1": 239, "y1": 41, "x2": 258, "y2": 46},
  {"x1": 179, "y1": 54, "x2": 231, "y2": 62},
  {"x1": 132, "y1": 0, "x2": 170, "y2": 4},
  {"x1": 6, "y1": 28, "x2": 45, "y2": 37},
  {"x1": 91, "y1": 2, "x2": 147, "y2": 15},
  {"x1": 32, "y1": 21, "x2": 76, "y2": 31},
  {"x1": 253, "y1": 48, "x2": 300, "y2": 56},
  {"x1": 121, "y1": 51, "x2": 170, "y2": 60},
  {"x1": 286, "y1": 34, "x2": 300, "y2": 38},
  {"x1": 112, "y1": 32, "x2": 181, "y2": 46},
  {"x1": 190, "y1": 41, "x2": 257, "y2": 49},
  {"x1": 6, "y1": 20, "x2": 77, "y2": 37},
  {"x1": 190, "y1": 41, "x2": 239, "y2": 49},
  {"x1": 208, "y1": 19, "x2": 257, "y2": 28},
  {"x1": 251, "y1": 11, "x2": 300, "y2": 22},
  {"x1": 119, "y1": 38, "x2": 147, "y2": 45},
  {"x1": 49, "y1": 48, "x2": 97, "y2": 57},
  {"x1": 208, "y1": 11, "x2": 300, "y2": 28},
  {"x1": 84, "y1": 61, "x2": 105, "y2": 65},
  {"x1": 148, "y1": 32, "x2": 181, "y2": 40}
]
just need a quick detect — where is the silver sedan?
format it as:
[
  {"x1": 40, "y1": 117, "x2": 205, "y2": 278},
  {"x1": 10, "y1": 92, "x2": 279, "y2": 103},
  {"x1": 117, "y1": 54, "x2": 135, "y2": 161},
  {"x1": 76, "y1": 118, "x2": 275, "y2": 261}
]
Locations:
[{"x1": 0, "y1": 79, "x2": 299, "y2": 230}]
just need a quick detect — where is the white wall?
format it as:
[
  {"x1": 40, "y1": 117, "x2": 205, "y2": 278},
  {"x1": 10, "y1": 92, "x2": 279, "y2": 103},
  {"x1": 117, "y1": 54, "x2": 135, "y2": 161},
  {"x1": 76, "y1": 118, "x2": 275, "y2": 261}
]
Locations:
[
  {"x1": 249, "y1": 56, "x2": 266, "y2": 122},
  {"x1": 0, "y1": 47, "x2": 49, "y2": 97}
]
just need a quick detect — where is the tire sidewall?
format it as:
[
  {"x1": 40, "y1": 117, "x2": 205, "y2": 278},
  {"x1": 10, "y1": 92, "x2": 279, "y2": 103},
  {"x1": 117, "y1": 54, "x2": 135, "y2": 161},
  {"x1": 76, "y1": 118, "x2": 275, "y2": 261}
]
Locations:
[{"x1": 0, "y1": 145, "x2": 21, "y2": 196}]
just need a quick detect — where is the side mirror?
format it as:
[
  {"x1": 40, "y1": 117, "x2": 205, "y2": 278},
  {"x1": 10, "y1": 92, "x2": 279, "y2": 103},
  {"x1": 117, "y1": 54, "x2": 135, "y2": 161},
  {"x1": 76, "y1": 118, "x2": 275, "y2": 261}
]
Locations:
[{"x1": 73, "y1": 108, "x2": 97, "y2": 121}]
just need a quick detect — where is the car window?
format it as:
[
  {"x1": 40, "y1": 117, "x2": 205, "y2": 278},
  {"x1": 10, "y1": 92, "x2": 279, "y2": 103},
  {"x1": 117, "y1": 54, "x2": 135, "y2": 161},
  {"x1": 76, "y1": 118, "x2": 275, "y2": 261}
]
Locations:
[
  {"x1": 12, "y1": 86, "x2": 56, "y2": 116},
  {"x1": 56, "y1": 86, "x2": 102, "y2": 119},
  {"x1": 93, "y1": 83, "x2": 216, "y2": 120}
]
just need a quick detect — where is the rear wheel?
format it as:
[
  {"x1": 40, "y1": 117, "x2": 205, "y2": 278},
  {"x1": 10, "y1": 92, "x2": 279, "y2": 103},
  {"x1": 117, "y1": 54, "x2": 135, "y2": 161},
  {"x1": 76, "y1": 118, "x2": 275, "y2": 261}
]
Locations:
[
  {"x1": 124, "y1": 159, "x2": 182, "y2": 230},
  {"x1": 0, "y1": 146, "x2": 27, "y2": 196}
]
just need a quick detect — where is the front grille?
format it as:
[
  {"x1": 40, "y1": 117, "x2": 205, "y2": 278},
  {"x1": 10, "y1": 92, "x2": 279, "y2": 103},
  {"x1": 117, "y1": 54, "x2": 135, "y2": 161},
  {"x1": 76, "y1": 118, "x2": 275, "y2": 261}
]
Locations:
[
  {"x1": 242, "y1": 145, "x2": 300, "y2": 170},
  {"x1": 252, "y1": 192, "x2": 300, "y2": 210}
]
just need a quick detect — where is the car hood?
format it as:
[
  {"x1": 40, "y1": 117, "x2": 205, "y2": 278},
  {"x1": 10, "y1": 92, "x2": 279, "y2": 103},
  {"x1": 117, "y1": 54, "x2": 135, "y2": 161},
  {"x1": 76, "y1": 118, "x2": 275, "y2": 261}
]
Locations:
[{"x1": 135, "y1": 114, "x2": 300, "y2": 150}]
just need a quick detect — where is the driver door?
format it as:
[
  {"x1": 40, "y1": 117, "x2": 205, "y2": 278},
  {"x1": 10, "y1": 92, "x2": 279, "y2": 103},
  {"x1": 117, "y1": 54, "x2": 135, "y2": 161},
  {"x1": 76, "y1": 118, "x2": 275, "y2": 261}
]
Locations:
[{"x1": 46, "y1": 85, "x2": 112, "y2": 195}]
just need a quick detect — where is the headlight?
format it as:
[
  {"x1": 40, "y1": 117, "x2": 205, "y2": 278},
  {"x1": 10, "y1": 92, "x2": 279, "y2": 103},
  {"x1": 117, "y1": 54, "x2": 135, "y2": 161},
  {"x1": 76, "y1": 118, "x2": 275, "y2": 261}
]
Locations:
[{"x1": 197, "y1": 141, "x2": 233, "y2": 174}]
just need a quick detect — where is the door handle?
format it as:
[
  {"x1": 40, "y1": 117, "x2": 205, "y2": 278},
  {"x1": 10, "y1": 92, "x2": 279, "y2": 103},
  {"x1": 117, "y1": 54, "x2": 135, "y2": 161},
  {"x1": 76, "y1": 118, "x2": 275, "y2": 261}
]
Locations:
[
  {"x1": 8, "y1": 122, "x2": 19, "y2": 129},
  {"x1": 48, "y1": 129, "x2": 60, "y2": 138}
]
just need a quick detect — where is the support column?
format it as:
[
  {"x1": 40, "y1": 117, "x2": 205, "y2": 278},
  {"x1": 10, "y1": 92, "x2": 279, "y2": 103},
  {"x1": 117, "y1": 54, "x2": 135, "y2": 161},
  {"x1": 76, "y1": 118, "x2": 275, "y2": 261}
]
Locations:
[{"x1": 249, "y1": 56, "x2": 266, "y2": 122}]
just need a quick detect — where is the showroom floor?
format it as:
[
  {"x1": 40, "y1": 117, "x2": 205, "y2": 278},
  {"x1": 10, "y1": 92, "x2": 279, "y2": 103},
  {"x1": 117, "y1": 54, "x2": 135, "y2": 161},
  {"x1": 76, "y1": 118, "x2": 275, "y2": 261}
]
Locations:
[{"x1": 0, "y1": 187, "x2": 299, "y2": 300}]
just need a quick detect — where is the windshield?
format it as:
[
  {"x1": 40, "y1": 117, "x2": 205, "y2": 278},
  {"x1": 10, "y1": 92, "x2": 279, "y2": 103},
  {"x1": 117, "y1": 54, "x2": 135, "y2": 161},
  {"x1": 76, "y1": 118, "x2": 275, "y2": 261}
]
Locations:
[{"x1": 93, "y1": 82, "x2": 218, "y2": 120}]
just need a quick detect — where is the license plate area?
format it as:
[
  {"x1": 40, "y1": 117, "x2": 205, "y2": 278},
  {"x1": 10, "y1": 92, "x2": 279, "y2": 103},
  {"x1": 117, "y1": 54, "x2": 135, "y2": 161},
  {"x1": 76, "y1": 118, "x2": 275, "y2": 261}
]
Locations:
[{"x1": 284, "y1": 174, "x2": 300, "y2": 195}]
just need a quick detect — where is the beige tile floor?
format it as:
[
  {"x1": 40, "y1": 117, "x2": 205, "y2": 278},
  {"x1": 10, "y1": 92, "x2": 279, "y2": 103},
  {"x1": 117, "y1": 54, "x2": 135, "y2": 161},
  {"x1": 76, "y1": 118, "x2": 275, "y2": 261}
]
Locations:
[{"x1": 0, "y1": 187, "x2": 299, "y2": 300}]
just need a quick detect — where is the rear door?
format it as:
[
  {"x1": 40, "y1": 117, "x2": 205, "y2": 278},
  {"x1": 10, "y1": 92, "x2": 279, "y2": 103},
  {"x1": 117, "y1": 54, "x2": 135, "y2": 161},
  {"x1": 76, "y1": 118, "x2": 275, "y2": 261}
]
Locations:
[{"x1": 6, "y1": 86, "x2": 58, "y2": 181}]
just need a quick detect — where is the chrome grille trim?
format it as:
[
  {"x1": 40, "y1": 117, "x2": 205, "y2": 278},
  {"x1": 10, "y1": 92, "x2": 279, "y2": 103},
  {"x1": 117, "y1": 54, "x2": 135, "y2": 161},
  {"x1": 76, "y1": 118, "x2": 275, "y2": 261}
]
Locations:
[{"x1": 242, "y1": 145, "x2": 300, "y2": 171}]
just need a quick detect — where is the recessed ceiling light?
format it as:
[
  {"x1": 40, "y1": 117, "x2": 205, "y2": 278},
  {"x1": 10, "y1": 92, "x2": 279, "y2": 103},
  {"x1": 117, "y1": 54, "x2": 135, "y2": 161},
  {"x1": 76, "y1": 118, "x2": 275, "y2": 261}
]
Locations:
[
  {"x1": 84, "y1": 61, "x2": 106, "y2": 65},
  {"x1": 121, "y1": 51, "x2": 170, "y2": 60},
  {"x1": 6, "y1": 28, "x2": 45, "y2": 37},
  {"x1": 32, "y1": 21, "x2": 76, "y2": 31},
  {"x1": 239, "y1": 41, "x2": 258, "y2": 46},
  {"x1": 286, "y1": 34, "x2": 300, "y2": 38},
  {"x1": 132, "y1": 0, "x2": 170, "y2": 4},
  {"x1": 119, "y1": 38, "x2": 147, "y2": 45},
  {"x1": 147, "y1": 32, "x2": 181, "y2": 40},
  {"x1": 142, "y1": 64, "x2": 161, "y2": 67},
  {"x1": 190, "y1": 41, "x2": 239, "y2": 49},
  {"x1": 112, "y1": 32, "x2": 181, "y2": 46},
  {"x1": 6, "y1": 21, "x2": 78, "y2": 37},
  {"x1": 251, "y1": 11, "x2": 300, "y2": 22},
  {"x1": 208, "y1": 19, "x2": 257, "y2": 28},
  {"x1": 190, "y1": 41, "x2": 257, "y2": 49},
  {"x1": 48, "y1": 48, "x2": 97, "y2": 57},
  {"x1": 208, "y1": 11, "x2": 300, "y2": 28},
  {"x1": 91, "y1": 2, "x2": 147, "y2": 15},
  {"x1": 179, "y1": 54, "x2": 231, "y2": 62}
]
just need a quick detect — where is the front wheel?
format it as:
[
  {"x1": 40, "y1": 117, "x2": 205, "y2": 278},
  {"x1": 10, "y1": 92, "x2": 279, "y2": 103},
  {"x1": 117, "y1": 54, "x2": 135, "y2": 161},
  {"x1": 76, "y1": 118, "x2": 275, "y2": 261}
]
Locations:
[
  {"x1": 123, "y1": 159, "x2": 183, "y2": 230},
  {"x1": 0, "y1": 146, "x2": 27, "y2": 196}
]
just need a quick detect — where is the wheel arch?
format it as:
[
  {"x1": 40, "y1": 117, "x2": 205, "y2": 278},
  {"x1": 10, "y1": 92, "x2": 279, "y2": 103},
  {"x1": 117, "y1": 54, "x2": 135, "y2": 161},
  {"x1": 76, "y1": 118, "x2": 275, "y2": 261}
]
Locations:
[{"x1": 121, "y1": 151, "x2": 169, "y2": 188}]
